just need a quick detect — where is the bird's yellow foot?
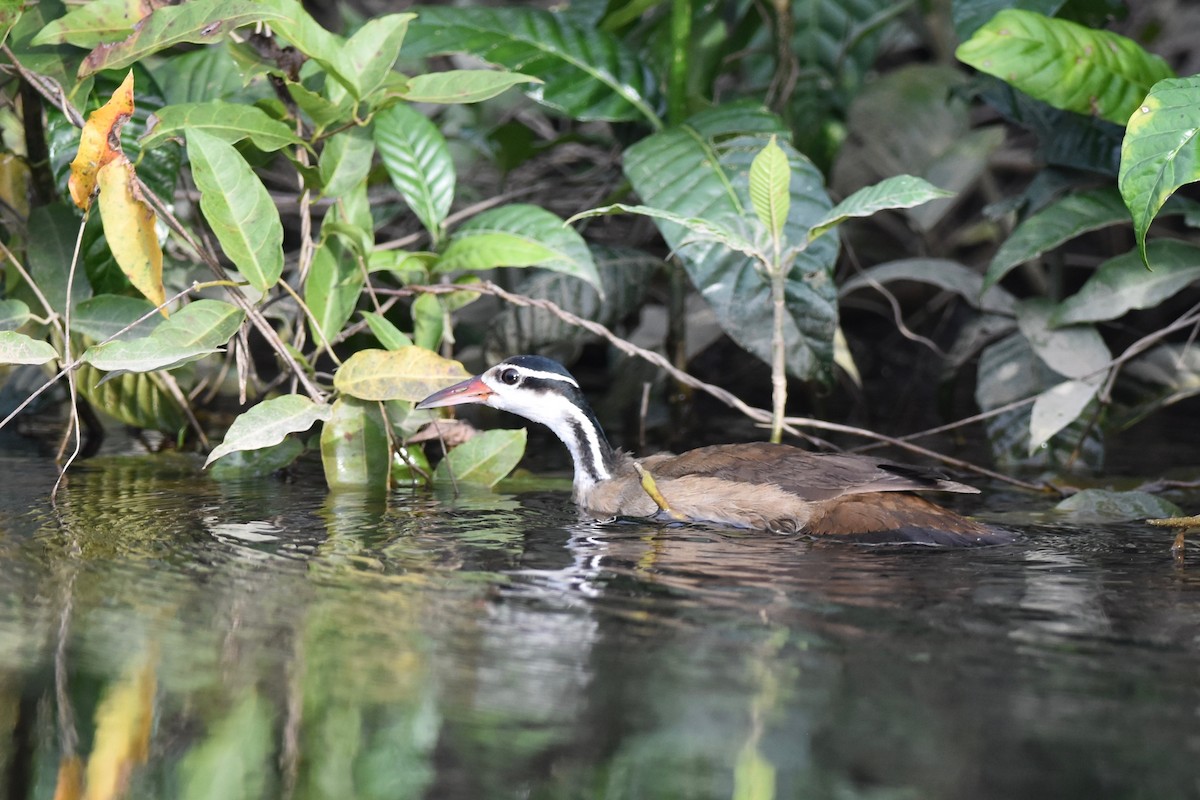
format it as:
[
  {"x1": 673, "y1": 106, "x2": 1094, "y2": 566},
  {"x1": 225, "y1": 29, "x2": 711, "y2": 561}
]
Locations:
[{"x1": 633, "y1": 462, "x2": 688, "y2": 522}]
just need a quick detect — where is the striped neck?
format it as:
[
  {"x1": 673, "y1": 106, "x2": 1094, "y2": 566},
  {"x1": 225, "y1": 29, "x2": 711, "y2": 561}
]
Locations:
[{"x1": 536, "y1": 390, "x2": 616, "y2": 495}]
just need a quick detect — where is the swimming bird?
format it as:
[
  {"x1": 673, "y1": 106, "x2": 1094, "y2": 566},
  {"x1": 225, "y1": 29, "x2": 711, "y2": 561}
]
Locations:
[{"x1": 416, "y1": 355, "x2": 1003, "y2": 545}]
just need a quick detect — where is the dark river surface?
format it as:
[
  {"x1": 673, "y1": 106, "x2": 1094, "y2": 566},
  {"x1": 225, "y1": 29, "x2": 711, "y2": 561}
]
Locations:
[{"x1": 1, "y1": 450, "x2": 1199, "y2": 800}]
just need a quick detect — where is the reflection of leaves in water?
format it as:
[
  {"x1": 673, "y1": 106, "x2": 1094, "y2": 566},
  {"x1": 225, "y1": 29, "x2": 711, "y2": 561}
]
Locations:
[
  {"x1": 85, "y1": 655, "x2": 157, "y2": 800},
  {"x1": 179, "y1": 692, "x2": 274, "y2": 800}
]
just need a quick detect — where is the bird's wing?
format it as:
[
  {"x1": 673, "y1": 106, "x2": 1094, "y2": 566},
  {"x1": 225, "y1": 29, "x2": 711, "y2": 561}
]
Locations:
[{"x1": 642, "y1": 443, "x2": 978, "y2": 501}]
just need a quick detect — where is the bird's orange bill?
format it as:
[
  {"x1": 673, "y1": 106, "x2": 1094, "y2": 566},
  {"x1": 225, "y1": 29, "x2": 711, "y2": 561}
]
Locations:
[{"x1": 416, "y1": 375, "x2": 493, "y2": 409}]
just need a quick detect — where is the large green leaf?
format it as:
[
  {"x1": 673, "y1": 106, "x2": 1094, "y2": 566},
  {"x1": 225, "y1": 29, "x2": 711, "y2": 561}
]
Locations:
[
  {"x1": 374, "y1": 104, "x2": 454, "y2": 245},
  {"x1": 142, "y1": 101, "x2": 303, "y2": 152},
  {"x1": 1054, "y1": 241, "x2": 1200, "y2": 325},
  {"x1": 187, "y1": 128, "x2": 284, "y2": 292},
  {"x1": 205, "y1": 394, "x2": 332, "y2": 467},
  {"x1": 76, "y1": 363, "x2": 185, "y2": 432},
  {"x1": 955, "y1": 9, "x2": 1174, "y2": 126},
  {"x1": 0, "y1": 332, "x2": 58, "y2": 366},
  {"x1": 1028, "y1": 377, "x2": 1102, "y2": 454},
  {"x1": 320, "y1": 397, "x2": 391, "y2": 491},
  {"x1": 82, "y1": 299, "x2": 244, "y2": 373},
  {"x1": 405, "y1": 5, "x2": 662, "y2": 126},
  {"x1": 1054, "y1": 488, "x2": 1181, "y2": 524},
  {"x1": 24, "y1": 204, "x2": 91, "y2": 316},
  {"x1": 1119, "y1": 76, "x2": 1200, "y2": 267},
  {"x1": 435, "y1": 428, "x2": 527, "y2": 487},
  {"x1": 484, "y1": 246, "x2": 657, "y2": 363},
  {"x1": 334, "y1": 347, "x2": 470, "y2": 402},
  {"x1": 974, "y1": 330, "x2": 1104, "y2": 469},
  {"x1": 439, "y1": 204, "x2": 600, "y2": 291},
  {"x1": 155, "y1": 42, "x2": 256, "y2": 105},
  {"x1": 361, "y1": 312, "x2": 413, "y2": 351},
  {"x1": 624, "y1": 104, "x2": 838, "y2": 380},
  {"x1": 71, "y1": 294, "x2": 160, "y2": 340},
  {"x1": 1016, "y1": 297, "x2": 1110, "y2": 380},
  {"x1": 402, "y1": 70, "x2": 542, "y2": 104},
  {"x1": 983, "y1": 187, "x2": 1132, "y2": 291},
  {"x1": 305, "y1": 241, "x2": 363, "y2": 346},
  {"x1": 76, "y1": 0, "x2": 290, "y2": 76}
]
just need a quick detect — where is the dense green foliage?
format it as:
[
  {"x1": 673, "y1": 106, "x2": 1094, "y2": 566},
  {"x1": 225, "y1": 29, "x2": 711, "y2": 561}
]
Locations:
[{"x1": 2, "y1": 0, "x2": 1200, "y2": 489}]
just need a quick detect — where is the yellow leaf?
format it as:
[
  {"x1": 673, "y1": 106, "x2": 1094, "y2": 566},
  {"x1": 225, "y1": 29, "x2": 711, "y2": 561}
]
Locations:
[
  {"x1": 69, "y1": 70, "x2": 135, "y2": 210},
  {"x1": 97, "y1": 156, "x2": 165, "y2": 313},
  {"x1": 84, "y1": 658, "x2": 157, "y2": 800}
]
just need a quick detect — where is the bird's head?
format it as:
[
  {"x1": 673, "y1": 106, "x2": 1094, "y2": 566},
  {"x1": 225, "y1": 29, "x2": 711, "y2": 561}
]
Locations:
[{"x1": 416, "y1": 355, "x2": 591, "y2": 432}]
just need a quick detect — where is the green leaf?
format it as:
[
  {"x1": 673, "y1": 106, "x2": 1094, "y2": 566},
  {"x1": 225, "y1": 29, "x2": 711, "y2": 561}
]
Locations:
[
  {"x1": 82, "y1": 299, "x2": 244, "y2": 373},
  {"x1": 71, "y1": 294, "x2": 160, "y2": 340},
  {"x1": 305, "y1": 241, "x2": 363, "y2": 347},
  {"x1": 809, "y1": 175, "x2": 953, "y2": 243},
  {"x1": 361, "y1": 312, "x2": 413, "y2": 350},
  {"x1": 1028, "y1": 377, "x2": 1101, "y2": 454},
  {"x1": 0, "y1": 299, "x2": 31, "y2": 332},
  {"x1": 955, "y1": 9, "x2": 1174, "y2": 126},
  {"x1": 142, "y1": 101, "x2": 303, "y2": 152},
  {"x1": 1016, "y1": 298, "x2": 1110, "y2": 380},
  {"x1": 439, "y1": 204, "x2": 600, "y2": 291},
  {"x1": 320, "y1": 397, "x2": 391, "y2": 491},
  {"x1": 205, "y1": 394, "x2": 332, "y2": 467},
  {"x1": 1054, "y1": 241, "x2": 1200, "y2": 325},
  {"x1": 401, "y1": 70, "x2": 542, "y2": 104},
  {"x1": 334, "y1": 347, "x2": 470, "y2": 402},
  {"x1": 25, "y1": 204, "x2": 91, "y2": 316},
  {"x1": 435, "y1": 428, "x2": 527, "y2": 487},
  {"x1": 623, "y1": 104, "x2": 837, "y2": 380},
  {"x1": 374, "y1": 104, "x2": 454, "y2": 244},
  {"x1": 570, "y1": 203, "x2": 760, "y2": 259},
  {"x1": 179, "y1": 693, "x2": 274, "y2": 800},
  {"x1": 405, "y1": 5, "x2": 662, "y2": 126},
  {"x1": 951, "y1": 0, "x2": 1065, "y2": 40},
  {"x1": 77, "y1": 0, "x2": 290, "y2": 77},
  {"x1": 318, "y1": 127, "x2": 374, "y2": 199},
  {"x1": 974, "y1": 331, "x2": 1104, "y2": 470},
  {"x1": 155, "y1": 41, "x2": 256, "y2": 105},
  {"x1": 839, "y1": 257, "x2": 1016, "y2": 315},
  {"x1": 983, "y1": 187, "x2": 1132, "y2": 291},
  {"x1": 0, "y1": 332, "x2": 58, "y2": 365},
  {"x1": 748, "y1": 135, "x2": 790, "y2": 239},
  {"x1": 336, "y1": 13, "x2": 414, "y2": 100},
  {"x1": 262, "y1": 1, "x2": 356, "y2": 95},
  {"x1": 76, "y1": 363, "x2": 185, "y2": 432},
  {"x1": 1119, "y1": 76, "x2": 1200, "y2": 267},
  {"x1": 187, "y1": 129, "x2": 285, "y2": 292},
  {"x1": 1053, "y1": 488, "x2": 1181, "y2": 523},
  {"x1": 209, "y1": 437, "x2": 305, "y2": 479},
  {"x1": 411, "y1": 293, "x2": 443, "y2": 352},
  {"x1": 484, "y1": 245, "x2": 656, "y2": 362},
  {"x1": 31, "y1": 0, "x2": 145, "y2": 47}
]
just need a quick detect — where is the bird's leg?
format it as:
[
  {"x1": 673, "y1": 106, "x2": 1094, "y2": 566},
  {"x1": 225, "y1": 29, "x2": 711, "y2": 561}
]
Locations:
[{"x1": 633, "y1": 461, "x2": 688, "y2": 521}]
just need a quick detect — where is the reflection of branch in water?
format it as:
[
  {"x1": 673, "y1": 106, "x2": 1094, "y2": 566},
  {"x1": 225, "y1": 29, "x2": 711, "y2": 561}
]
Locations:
[{"x1": 54, "y1": 568, "x2": 82, "y2": 796}]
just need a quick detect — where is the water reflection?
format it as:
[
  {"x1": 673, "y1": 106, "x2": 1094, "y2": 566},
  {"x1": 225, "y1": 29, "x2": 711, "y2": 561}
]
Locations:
[{"x1": 0, "y1": 456, "x2": 1199, "y2": 799}]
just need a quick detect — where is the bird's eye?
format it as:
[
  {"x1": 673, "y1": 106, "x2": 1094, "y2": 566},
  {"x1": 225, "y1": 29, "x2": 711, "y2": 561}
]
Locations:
[{"x1": 499, "y1": 368, "x2": 520, "y2": 386}]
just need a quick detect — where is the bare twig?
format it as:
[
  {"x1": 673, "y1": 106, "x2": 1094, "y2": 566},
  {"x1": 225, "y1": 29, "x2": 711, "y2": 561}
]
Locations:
[{"x1": 385, "y1": 281, "x2": 1045, "y2": 490}]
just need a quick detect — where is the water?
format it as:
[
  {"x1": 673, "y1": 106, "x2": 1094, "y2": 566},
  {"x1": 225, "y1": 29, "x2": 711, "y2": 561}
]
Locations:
[{"x1": 1, "y1": 453, "x2": 1199, "y2": 799}]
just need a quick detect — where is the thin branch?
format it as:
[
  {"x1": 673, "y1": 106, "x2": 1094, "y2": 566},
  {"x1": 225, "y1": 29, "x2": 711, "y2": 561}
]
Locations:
[{"x1": 386, "y1": 281, "x2": 1043, "y2": 490}]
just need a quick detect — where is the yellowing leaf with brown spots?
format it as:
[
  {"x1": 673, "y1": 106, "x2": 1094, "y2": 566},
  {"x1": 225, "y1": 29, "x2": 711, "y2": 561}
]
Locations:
[
  {"x1": 69, "y1": 70, "x2": 135, "y2": 209},
  {"x1": 334, "y1": 347, "x2": 471, "y2": 401},
  {"x1": 97, "y1": 156, "x2": 165, "y2": 312}
]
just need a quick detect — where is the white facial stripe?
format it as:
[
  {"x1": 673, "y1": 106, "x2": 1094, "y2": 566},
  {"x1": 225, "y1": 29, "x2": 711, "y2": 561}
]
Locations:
[{"x1": 505, "y1": 366, "x2": 579, "y2": 388}]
